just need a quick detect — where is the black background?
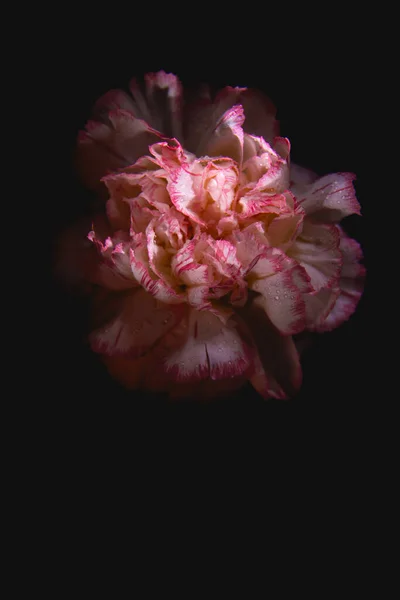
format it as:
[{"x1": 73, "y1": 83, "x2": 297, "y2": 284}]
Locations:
[{"x1": 43, "y1": 15, "x2": 376, "y2": 468}]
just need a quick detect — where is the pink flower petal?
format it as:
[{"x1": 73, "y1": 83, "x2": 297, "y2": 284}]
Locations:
[
  {"x1": 317, "y1": 227, "x2": 365, "y2": 331},
  {"x1": 203, "y1": 160, "x2": 239, "y2": 214},
  {"x1": 294, "y1": 172, "x2": 361, "y2": 221},
  {"x1": 318, "y1": 279, "x2": 363, "y2": 332},
  {"x1": 234, "y1": 88, "x2": 279, "y2": 141},
  {"x1": 229, "y1": 226, "x2": 269, "y2": 275},
  {"x1": 204, "y1": 104, "x2": 245, "y2": 165},
  {"x1": 89, "y1": 288, "x2": 184, "y2": 357},
  {"x1": 338, "y1": 227, "x2": 366, "y2": 279},
  {"x1": 216, "y1": 215, "x2": 239, "y2": 236},
  {"x1": 85, "y1": 218, "x2": 137, "y2": 291},
  {"x1": 250, "y1": 254, "x2": 312, "y2": 335},
  {"x1": 154, "y1": 310, "x2": 255, "y2": 382},
  {"x1": 101, "y1": 353, "x2": 153, "y2": 390},
  {"x1": 210, "y1": 239, "x2": 243, "y2": 279},
  {"x1": 102, "y1": 172, "x2": 142, "y2": 231},
  {"x1": 184, "y1": 86, "x2": 278, "y2": 155},
  {"x1": 153, "y1": 209, "x2": 187, "y2": 250},
  {"x1": 143, "y1": 71, "x2": 183, "y2": 139},
  {"x1": 172, "y1": 240, "x2": 210, "y2": 286},
  {"x1": 238, "y1": 297, "x2": 302, "y2": 399},
  {"x1": 145, "y1": 220, "x2": 177, "y2": 285},
  {"x1": 249, "y1": 352, "x2": 287, "y2": 400},
  {"x1": 77, "y1": 110, "x2": 160, "y2": 191},
  {"x1": 187, "y1": 285, "x2": 212, "y2": 310},
  {"x1": 129, "y1": 242, "x2": 185, "y2": 304},
  {"x1": 92, "y1": 89, "x2": 137, "y2": 120},
  {"x1": 289, "y1": 222, "x2": 342, "y2": 291},
  {"x1": 239, "y1": 141, "x2": 290, "y2": 197},
  {"x1": 148, "y1": 139, "x2": 192, "y2": 171},
  {"x1": 304, "y1": 287, "x2": 341, "y2": 331},
  {"x1": 273, "y1": 136, "x2": 291, "y2": 160},
  {"x1": 266, "y1": 211, "x2": 304, "y2": 249},
  {"x1": 237, "y1": 192, "x2": 289, "y2": 220},
  {"x1": 167, "y1": 167, "x2": 207, "y2": 226}
]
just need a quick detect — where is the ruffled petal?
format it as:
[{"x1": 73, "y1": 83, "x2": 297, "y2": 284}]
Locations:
[
  {"x1": 237, "y1": 192, "x2": 289, "y2": 220},
  {"x1": 289, "y1": 221, "x2": 342, "y2": 291},
  {"x1": 229, "y1": 225, "x2": 269, "y2": 275},
  {"x1": 167, "y1": 167, "x2": 207, "y2": 226},
  {"x1": 171, "y1": 239, "x2": 211, "y2": 285},
  {"x1": 204, "y1": 104, "x2": 244, "y2": 165},
  {"x1": 154, "y1": 310, "x2": 255, "y2": 382},
  {"x1": 338, "y1": 227, "x2": 366, "y2": 279},
  {"x1": 129, "y1": 242, "x2": 186, "y2": 304},
  {"x1": 294, "y1": 172, "x2": 361, "y2": 222},
  {"x1": 129, "y1": 71, "x2": 183, "y2": 139},
  {"x1": 316, "y1": 227, "x2": 365, "y2": 331},
  {"x1": 184, "y1": 86, "x2": 278, "y2": 155},
  {"x1": 304, "y1": 287, "x2": 341, "y2": 331},
  {"x1": 318, "y1": 278, "x2": 364, "y2": 332},
  {"x1": 238, "y1": 297, "x2": 302, "y2": 399},
  {"x1": 92, "y1": 89, "x2": 137, "y2": 121},
  {"x1": 89, "y1": 238, "x2": 138, "y2": 291},
  {"x1": 89, "y1": 288, "x2": 184, "y2": 357},
  {"x1": 77, "y1": 111, "x2": 160, "y2": 191},
  {"x1": 249, "y1": 251, "x2": 312, "y2": 335}
]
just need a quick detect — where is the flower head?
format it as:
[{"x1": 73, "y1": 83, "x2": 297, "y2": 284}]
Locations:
[{"x1": 67, "y1": 71, "x2": 364, "y2": 399}]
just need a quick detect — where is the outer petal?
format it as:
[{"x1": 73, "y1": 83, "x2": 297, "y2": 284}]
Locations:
[
  {"x1": 304, "y1": 287, "x2": 341, "y2": 331},
  {"x1": 130, "y1": 71, "x2": 183, "y2": 139},
  {"x1": 77, "y1": 110, "x2": 160, "y2": 192},
  {"x1": 184, "y1": 86, "x2": 278, "y2": 155},
  {"x1": 88, "y1": 233, "x2": 138, "y2": 291},
  {"x1": 154, "y1": 310, "x2": 255, "y2": 382},
  {"x1": 250, "y1": 256, "x2": 312, "y2": 335},
  {"x1": 102, "y1": 170, "x2": 151, "y2": 231},
  {"x1": 289, "y1": 221, "x2": 342, "y2": 291},
  {"x1": 101, "y1": 353, "x2": 248, "y2": 398},
  {"x1": 204, "y1": 104, "x2": 244, "y2": 165},
  {"x1": 89, "y1": 288, "x2": 184, "y2": 357},
  {"x1": 58, "y1": 214, "x2": 135, "y2": 292},
  {"x1": 294, "y1": 172, "x2": 361, "y2": 222},
  {"x1": 92, "y1": 89, "x2": 137, "y2": 121},
  {"x1": 318, "y1": 278, "x2": 363, "y2": 331},
  {"x1": 237, "y1": 297, "x2": 302, "y2": 399},
  {"x1": 101, "y1": 353, "x2": 155, "y2": 391},
  {"x1": 338, "y1": 228, "x2": 366, "y2": 279},
  {"x1": 317, "y1": 227, "x2": 365, "y2": 331}
]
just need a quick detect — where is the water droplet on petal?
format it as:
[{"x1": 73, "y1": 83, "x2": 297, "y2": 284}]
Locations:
[{"x1": 274, "y1": 295, "x2": 279, "y2": 300}]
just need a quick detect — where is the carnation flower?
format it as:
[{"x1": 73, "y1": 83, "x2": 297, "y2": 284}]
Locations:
[{"x1": 64, "y1": 71, "x2": 364, "y2": 400}]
